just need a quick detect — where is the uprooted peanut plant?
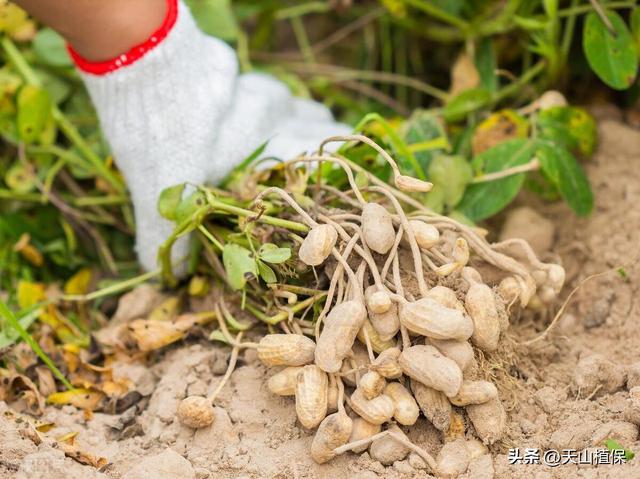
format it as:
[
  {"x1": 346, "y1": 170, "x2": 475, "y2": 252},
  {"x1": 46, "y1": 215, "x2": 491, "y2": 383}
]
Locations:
[{"x1": 162, "y1": 134, "x2": 565, "y2": 475}]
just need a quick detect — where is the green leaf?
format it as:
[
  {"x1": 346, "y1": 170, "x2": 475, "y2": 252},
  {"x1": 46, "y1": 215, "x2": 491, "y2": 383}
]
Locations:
[
  {"x1": 403, "y1": 110, "x2": 450, "y2": 172},
  {"x1": 536, "y1": 141, "x2": 593, "y2": 216},
  {"x1": 258, "y1": 243, "x2": 291, "y2": 264},
  {"x1": 475, "y1": 38, "x2": 497, "y2": 92},
  {"x1": 443, "y1": 88, "x2": 492, "y2": 122},
  {"x1": 543, "y1": 0, "x2": 558, "y2": 19},
  {"x1": 604, "y1": 438, "x2": 635, "y2": 461},
  {"x1": 33, "y1": 28, "x2": 73, "y2": 67},
  {"x1": 457, "y1": 139, "x2": 535, "y2": 221},
  {"x1": 5, "y1": 161, "x2": 37, "y2": 193},
  {"x1": 257, "y1": 260, "x2": 277, "y2": 284},
  {"x1": 222, "y1": 244, "x2": 257, "y2": 290},
  {"x1": 537, "y1": 106, "x2": 597, "y2": 156},
  {"x1": 16, "y1": 85, "x2": 52, "y2": 144},
  {"x1": 513, "y1": 15, "x2": 548, "y2": 31},
  {"x1": 583, "y1": 11, "x2": 638, "y2": 90},
  {"x1": 158, "y1": 184, "x2": 186, "y2": 221},
  {"x1": 174, "y1": 189, "x2": 207, "y2": 224},
  {"x1": 448, "y1": 210, "x2": 475, "y2": 226},
  {"x1": 356, "y1": 112, "x2": 426, "y2": 180},
  {"x1": 427, "y1": 155, "x2": 473, "y2": 208},
  {"x1": 632, "y1": 8, "x2": 640, "y2": 56},
  {"x1": 184, "y1": 0, "x2": 238, "y2": 40},
  {"x1": 36, "y1": 69, "x2": 71, "y2": 105},
  {"x1": 0, "y1": 307, "x2": 40, "y2": 349},
  {"x1": 221, "y1": 140, "x2": 269, "y2": 187},
  {"x1": 209, "y1": 329, "x2": 232, "y2": 345},
  {"x1": 424, "y1": 183, "x2": 445, "y2": 214}
]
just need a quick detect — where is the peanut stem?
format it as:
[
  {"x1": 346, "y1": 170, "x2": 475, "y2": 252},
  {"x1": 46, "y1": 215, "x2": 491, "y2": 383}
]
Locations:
[
  {"x1": 209, "y1": 332, "x2": 242, "y2": 404},
  {"x1": 371, "y1": 186, "x2": 428, "y2": 297},
  {"x1": 315, "y1": 233, "x2": 361, "y2": 338}
]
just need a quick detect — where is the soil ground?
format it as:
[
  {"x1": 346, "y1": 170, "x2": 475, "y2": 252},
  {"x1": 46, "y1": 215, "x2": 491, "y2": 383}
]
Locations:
[{"x1": 2, "y1": 115, "x2": 640, "y2": 479}]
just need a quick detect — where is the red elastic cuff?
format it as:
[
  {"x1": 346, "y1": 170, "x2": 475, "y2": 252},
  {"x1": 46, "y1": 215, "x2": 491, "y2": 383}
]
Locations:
[{"x1": 67, "y1": 0, "x2": 178, "y2": 76}]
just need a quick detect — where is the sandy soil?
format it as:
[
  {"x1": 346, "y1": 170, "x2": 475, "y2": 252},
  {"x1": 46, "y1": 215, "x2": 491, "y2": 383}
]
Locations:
[{"x1": 2, "y1": 116, "x2": 640, "y2": 479}]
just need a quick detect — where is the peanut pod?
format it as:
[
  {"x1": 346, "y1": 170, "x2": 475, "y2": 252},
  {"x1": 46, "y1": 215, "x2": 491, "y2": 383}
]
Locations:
[
  {"x1": 449, "y1": 380, "x2": 498, "y2": 406},
  {"x1": 361, "y1": 203, "x2": 395, "y2": 254},
  {"x1": 349, "y1": 387, "x2": 395, "y2": 425},
  {"x1": 399, "y1": 298, "x2": 473, "y2": 341},
  {"x1": 295, "y1": 365, "x2": 328, "y2": 429},
  {"x1": 357, "y1": 319, "x2": 396, "y2": 354},
  {"x1": 465, "y1": 283, "x2": 500, "y2": 352},
  {"x1": 427, "y1": 338, "x2": 475, "y2": 372},
  {"x1": 384, "y1": 382, "x2": 419, "y2": 426},
  {"x1": 370, "y1": 347, "x2": 403, "y2": 379},
  {"x1": 465, "y1": 397, "x2": 506, "y2": 445},
  {"x1": 258, "y1": 334, "x2": 316, "y2": 366},
  {"x1": 176, "y1": 396, "x2": 215, "y2": 429},
  {"x1": 365, "y1": 286, "x2": 400, "y2": 341},
  {"x1": 408, "y1": 220, "x2": 440, "y2": 250},
  {"x1": 349, "y1": 417, "x2": 382, "y2": 453},
  {"x1": 424, "y1": 286, "x2": 465, "y2": 313},
  {"x1": 267, "y1": 366, "x2": 303, "y2": 396},
  {"x1": 365, "y1": 286, "x2": 392, "y2": 314},
  {"x1": 299, "y1": 224, "x2": 338, "y2": 266},
  {"x1": 315, "y1": 300, "x2": 367, "y2": 373},
  {"x1": 360, "y1": 371, "x2": 386, "y2": 400},
  {"x1": 399, "y1": 345, "x2": 463, "y2": 397},
  {"x1": 411, "y1": 380, "x2": 452, "y2": 432},
  {"x1": 311, "y1": 411, "x2": 353, "y2": 464}
]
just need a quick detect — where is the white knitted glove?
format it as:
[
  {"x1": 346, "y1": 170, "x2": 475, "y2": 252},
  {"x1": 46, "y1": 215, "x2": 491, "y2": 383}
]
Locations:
[{"x1": 70, "y1": 0, "x2": 350, "y2": 272}]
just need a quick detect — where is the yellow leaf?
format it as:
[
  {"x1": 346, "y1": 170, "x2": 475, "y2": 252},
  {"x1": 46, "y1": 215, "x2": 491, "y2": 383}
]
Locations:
[
  {"x1": 35, "y1": 422, "x2": 55, "y2": 433},
  {"x1": 380, "y1": 0, "x2": 406, "y2": 17},
  {"x1": 62, "y1": 343, "x2": 82, "y2": 354},
  {"x1": 64, "y1": 268, "x2": 93, "y2": 295},
  {"x1": 471, "y1": 109, "x2": 529, "y2": 155},
  {"x1": 17, "y1": 281, "x2": 46, "y2": 309},
  {"x1": 9, "y1": 18, "x2": 36, "y2": 41},
  {"x1": 14, "y1": 234, "x2": 43, "y2": 266},
  {"x1": 57, "y1": 431, "x2": 78, "y2": 444},
  {"x1": 47, "y1": 388, "x2": 105, "y2": 410},
  {"x1": 0, "y1": 3, "x2": 29, "y2": 33},
  {"x1": 148, "y1": 296, "x2": 181, "y2": 321},
  {"x1": 188, "y1": 276, "x2": 210, "y2": 297}
]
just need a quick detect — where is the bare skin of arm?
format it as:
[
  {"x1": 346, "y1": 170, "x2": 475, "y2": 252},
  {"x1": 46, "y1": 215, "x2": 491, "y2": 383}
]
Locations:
[{"x1": 12, "y1": 0, "x2": 167, "y2": 61}]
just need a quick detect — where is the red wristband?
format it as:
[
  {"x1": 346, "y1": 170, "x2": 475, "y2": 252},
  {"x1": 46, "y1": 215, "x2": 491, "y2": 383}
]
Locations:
[{"x1": 67, "y1": 0, "x2": 178, "y2": 76}]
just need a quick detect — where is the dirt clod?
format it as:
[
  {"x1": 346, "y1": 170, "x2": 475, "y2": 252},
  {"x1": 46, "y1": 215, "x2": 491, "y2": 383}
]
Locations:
[
  {"x1": 122, "y1": 448, "x2": 195, "y2": 479},
  {"x1": 499, "y1": 207, "x2": 555, "y2": 256},
  {"x1": 574, "y1": 353, "x2": 626, "y2": 397}
]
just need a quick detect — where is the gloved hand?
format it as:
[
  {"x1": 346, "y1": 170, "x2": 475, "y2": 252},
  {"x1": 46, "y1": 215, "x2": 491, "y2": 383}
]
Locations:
[{"x1": 70, "y1": 0, "x2": 350, "y2": 272}]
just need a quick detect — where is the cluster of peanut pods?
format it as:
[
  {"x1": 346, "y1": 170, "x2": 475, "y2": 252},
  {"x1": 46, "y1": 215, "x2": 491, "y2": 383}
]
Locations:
[{"x1": 251, "y1": 136, "x2": 566, "y2": 472}]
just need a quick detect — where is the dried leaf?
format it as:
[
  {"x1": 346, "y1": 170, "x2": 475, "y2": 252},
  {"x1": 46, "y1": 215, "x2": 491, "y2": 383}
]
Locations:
[
  {"x1": 58, "y1": 442, "x2": 109, "y2": 469},
  {"x1": 127, "y1": 319, "x2": 185, "y2": 352},
  {"x1": 47, "y1": 388, "x2": 105, "y2": 411},
  {"x1": 471, "y1": 109, "x2": 529, "y2": 155},
  {"x1": 0, "y1": 368, "x2": 45, "y2": 415},
  {"x1": 148, "y1": 296, "x2": 181, "y2": 322},
  {"x1": 449, "y1": 52, "x2": 480, "y2": 96},
  {"x1": 35, "y1": 366, "x2": 57, "y2": 397}
]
